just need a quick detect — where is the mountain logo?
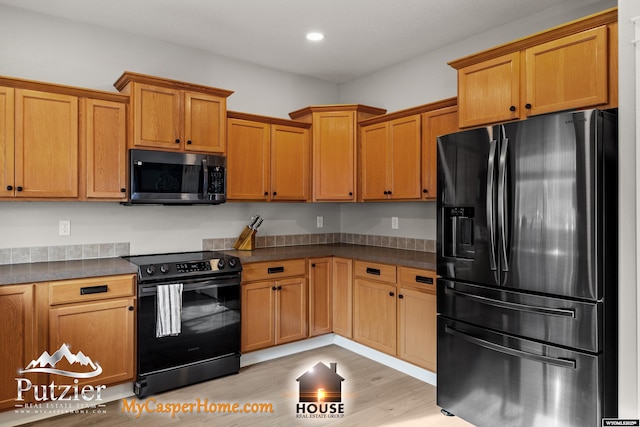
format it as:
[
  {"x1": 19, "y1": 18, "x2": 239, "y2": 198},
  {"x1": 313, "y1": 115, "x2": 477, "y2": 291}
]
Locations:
[{"x1": 20, "y1": 343, "x2": 103, "y2": 378}]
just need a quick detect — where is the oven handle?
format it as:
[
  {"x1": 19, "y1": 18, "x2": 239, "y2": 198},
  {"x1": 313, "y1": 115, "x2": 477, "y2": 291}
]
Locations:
[{"x1": 140, "y1": 279, "x2": 240, "y2": 295}]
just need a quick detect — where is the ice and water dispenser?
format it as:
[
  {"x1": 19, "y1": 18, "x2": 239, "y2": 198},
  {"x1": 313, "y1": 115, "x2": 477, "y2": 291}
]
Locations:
[{"x1": 443, "y1": 207, "x2": 475, "y2": 259}]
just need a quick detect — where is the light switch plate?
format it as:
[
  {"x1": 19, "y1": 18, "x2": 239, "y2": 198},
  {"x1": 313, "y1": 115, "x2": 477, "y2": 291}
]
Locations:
[
  {"x1": 391, "y1": 217, "x2": 399, "y2": 229},
  {"x1": 316, "y1": 216, "x2": 324, "y2": 228}
]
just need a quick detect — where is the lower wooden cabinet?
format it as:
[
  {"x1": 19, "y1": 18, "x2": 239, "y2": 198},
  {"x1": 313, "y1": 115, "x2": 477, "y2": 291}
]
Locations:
[
  {"x1": 353, "y1": 278, "x2": 397, "y2": 354},
  {"x1": 47, "y1": 274, "x2": 136, "y2": 387},
  {"x1": 49, "y1": 297, "x2": 135, "y2": 386},
  {"x1": 308, "y1": 257, "x2": 333, "y2": 337},
  {"x1": 241, "y1": 259, "x2": 308, "y2": 352},
  {"x1": 0, "y1": 284, "x2": 36, "y2": 411},
  {"x1": 332, "y1": 257, "x2": 353, "y2": 338},
  {"x1": 397, "y1": 284, "x2": 437, "y2": 371}
]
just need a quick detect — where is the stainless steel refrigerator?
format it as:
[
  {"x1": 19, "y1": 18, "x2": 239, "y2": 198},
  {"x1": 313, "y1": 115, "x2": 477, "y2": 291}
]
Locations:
[{"x1": 436, "y1": 109, "x2": 617, "y2": 427}]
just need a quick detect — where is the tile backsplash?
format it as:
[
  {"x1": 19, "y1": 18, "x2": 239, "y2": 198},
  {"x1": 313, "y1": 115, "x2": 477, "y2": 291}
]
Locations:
[
  {"x1": 0, "y1": 242, "x2": 130, "y2": 265},
  {"x1": 0, "y1": 233, "x2": 435, "y2": 266},
  {"x1": 203, "y1": 232, "x2": 435, "y2": 253}
]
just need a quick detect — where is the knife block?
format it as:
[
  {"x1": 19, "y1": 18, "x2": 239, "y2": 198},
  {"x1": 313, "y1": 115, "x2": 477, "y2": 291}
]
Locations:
[{"x1": 233, "y1": 226, "x2": 256, "y2": 250}]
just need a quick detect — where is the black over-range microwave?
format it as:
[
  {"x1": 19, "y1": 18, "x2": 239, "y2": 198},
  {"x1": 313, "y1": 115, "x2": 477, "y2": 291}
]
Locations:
[{"x1": 126, "y1": 149, "x2": 226, "y2": 205}]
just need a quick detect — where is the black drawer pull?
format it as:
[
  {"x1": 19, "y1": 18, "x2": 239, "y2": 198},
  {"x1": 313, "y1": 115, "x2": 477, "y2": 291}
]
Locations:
[
  {"x1": 366, "y1": 267, "x2": 381, "y2": 276},
  {"x1": 80, "y1": 285, "x2": 108, "y2": 295},
  {"x1": 268, "y1": 266, "x2": 285, "y2": 274},
  {"x1": 415, "y1": 275, "x2": 434, "y2": 285}
]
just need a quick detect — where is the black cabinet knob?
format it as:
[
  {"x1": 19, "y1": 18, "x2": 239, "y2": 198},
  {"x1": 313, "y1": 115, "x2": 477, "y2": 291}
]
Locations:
[
  {"x1": 525, "y1": 103, "x2": 532, "y2": 109},
  {"x1": 389, "y1": 291, "x2": 395, "y2": 297},
  {"x1": 509, "y1": 106, "x2": 516, "y2": 112},
  {"x1": 277, "y1": 286, "x2": 282, "y2": 291},
  {"x1": 187, "y1": 140, "x2": 192, "y2": 145},
  {"x1": 6, "y1": 185, "x2": 12, "y2": 191},
  {"x1": 349, "y1": 192, "x2": 353, "y2": 196},
  {"x1": 423, "y1": 189, "x2": 428, "y2": 194},
  {"x1": 16, "y1": 186, "x2": 23, "y2": 192},
  {"x1": 272, "y1": 286, "x2": 277, "y2": 291},
  {"x1": 264, "y1": 192, "x2": 268, "y2": 196},
  {"x1": 388, "y1": 191, "x2": 392, "y2": 195},
  {"x1": 273, "y1": 192, "x2": 277, "y2": 196},
  {"x1": 128, "y1": 306, "x2": 134, "y2": 311},
  {"x1": 175, "y1": 139, "x2": 181, "y2": 144},
  {"x1": 311, "y1": 263, "x2": 316, "y2": 267},
  {"x1": 398, "y1": 294, "x2": 404, "y2": 299},
  {"x1": 120, "y1": 188, "x2": 126, "y2": 193},
  {"x1": 383, "y1": 191, "x2": 388, "y2": 195}
]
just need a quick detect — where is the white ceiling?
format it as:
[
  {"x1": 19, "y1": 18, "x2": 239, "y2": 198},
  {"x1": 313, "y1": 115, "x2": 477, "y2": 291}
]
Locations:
[{"x1": 0, "y1": 0, "x2": 604, "y2": 83}]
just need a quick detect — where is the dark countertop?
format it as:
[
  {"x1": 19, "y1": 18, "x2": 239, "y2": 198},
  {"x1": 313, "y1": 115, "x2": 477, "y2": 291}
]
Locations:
[
  {"x1": 224, "y1": 243, "x2": 437, "y2": 271},
  {"x1": 0, "y1": 257, "x2": 139, "y2": 286},
  {"x1": 0, "y1": 244, "x2": 435, "y2": 286}
]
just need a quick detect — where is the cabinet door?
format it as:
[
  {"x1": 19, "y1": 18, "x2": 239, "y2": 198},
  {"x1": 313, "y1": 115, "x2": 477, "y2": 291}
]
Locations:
[
  {"x1": 398, "y1": 285, "x2": 437, "y2": 371},
  {"x1": 524, "y1": 26, "x2": 608, "y2": 116},
  {"x1": 48, "y1": 297, "x2": 135, "y2": 387},
  {"x1": 308, "y1": 258, "x2": 332, "y2": 337},
  {"x1": 15, "y1": 89, "x2": 78, "y2": 198},
  {"x1": 275, "y1": 277, "x2": 308, "y2": 345},
  {"x1": 132, "y1": 83, "x2": 181, "y2": 150},
  {"x1": 82, "y1": 98, "x2": 127, "y2": 200},
  {"x1": 458, "y1": 52, "x2": 520, "y2": 128},
  {"x1": 360, "y1": 122, "x2": 388, "y2": 201},
  {"x1": 332, "y1": 257, "x2": 353, "y2": 338},
  {"x1": 0, "y1": 285, "x2": 35, "y2": 411},
  {"x1": 0, "y1": 87, "x2": 14, "y2": 198},
  {"x1": 270, "y1": 124, "x2": 310, "y2": 201},
  {"x1": 241, "y1": 281, "x2": 276, "y2": 352},
  {"x1": 313, "y1": 111, "x2": 356, "y2": 201},
  {"x1": 227, "y1": 118, "x2": 270, "y2": 201},
  {"x1": 184, "y1": 91, "x2": 226, "y2": 154},
  {"x1": 422, "y1": 106, "x2": 458, "y2": 200},
  {"x1": 353, "y1": 278, "x2": 396, "y2": 355},
  {"x1": 389, "y1": 115, "x2": 421, "y2": 200}
]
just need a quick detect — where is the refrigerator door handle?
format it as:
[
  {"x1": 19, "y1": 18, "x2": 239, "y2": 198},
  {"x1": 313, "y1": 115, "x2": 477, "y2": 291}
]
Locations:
[
  {"x1": 444, "y1": 325, "x2": 577, "y2": 369},
  {"x1": 443, "y1": 286, "x2": 576, "y2": 318},
  {"x1": 498, "y1": 132, "x2": 509, "y2": 272},
  {"x1": 486, "y1": 139, "x2": 498, "y2": 271}
]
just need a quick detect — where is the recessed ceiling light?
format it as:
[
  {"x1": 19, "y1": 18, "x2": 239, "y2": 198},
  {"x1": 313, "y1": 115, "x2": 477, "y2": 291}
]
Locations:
[{"x1": 306, "y1": 32, "x2": 324, "y2": 41}]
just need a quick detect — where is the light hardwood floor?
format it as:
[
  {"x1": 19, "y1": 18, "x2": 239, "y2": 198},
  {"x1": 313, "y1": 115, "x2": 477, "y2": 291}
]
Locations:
[{"x1": 19, "y1": 345, "x2": 474, "y2": 426}]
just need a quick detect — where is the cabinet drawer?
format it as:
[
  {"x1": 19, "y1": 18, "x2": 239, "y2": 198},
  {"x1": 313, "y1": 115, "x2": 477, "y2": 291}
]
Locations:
[
  {"x1": 398, "y1": 267, "x2": 437, "y2": 294},
  {"x1": 49, "y1": 274, "x2": 135, "y2": 305},
  {"x1": 354, "y1": 261, "x2": 396, "y2": 284},
  {"x1": 242, "y1": 259, "x2": 307, "y2": 282}
]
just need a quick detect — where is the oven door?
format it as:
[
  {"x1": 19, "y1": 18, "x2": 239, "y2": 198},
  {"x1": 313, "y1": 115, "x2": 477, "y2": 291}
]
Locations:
[{"x1": 137, "y1": 276, "x2": 240, "y2": 376}]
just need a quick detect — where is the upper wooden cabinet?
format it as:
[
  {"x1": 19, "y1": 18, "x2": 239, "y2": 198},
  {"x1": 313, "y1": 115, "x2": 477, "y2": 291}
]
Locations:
[
  {"x1": 421, "y1": 105, "x2": 458, "y2": 200},
  {"x1": 114, "y1": 72, "x2": 233, "y2": 154},
  {"x1": 227, "y1": 111, "x2": 311, "y2": 201},
  {"x1": 80, "y1": 97, "x2": 128, "y2": 200},
  {"x1": 360, "y1": 114, "x2": 422, "y2": 201},
  {"x1": 12, "y1": 89, "x2": 79, "y2": 199},
  {"x1": 450, "y1": 7, "x2": 617, "y2": 128},
  {"x1": 289, "y1": 105, "x2": 386, "y2": 202}
]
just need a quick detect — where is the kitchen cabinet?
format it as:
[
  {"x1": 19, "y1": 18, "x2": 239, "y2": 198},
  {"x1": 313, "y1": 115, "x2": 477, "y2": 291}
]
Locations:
[
  {"x1": 0, "y1": 284, "x2": 35, "y2": 411},
  {"x1": 48, "y1": 274, "x2": 136, "y2": 387},
  {"x1": 421, "y1": 105, "x2": 458, "y2": 200},
  {"x1": 308, "y1": 257, "x2": 333, "y2": 337},
  {"x1": 227, "y1": 112, "x2": 311, "y2": 201},
  {"x1": 241, "y1": 259, "x2": 308, "y2": 352},
  {"x1": 114, "y1": 72, "x2": 233, "y2": 154},
  {"x1": 360, "y1": 114, "x2": 421, "y2": 201},
  {"x1": 332, "y1": 257, "x2": 353, "y2": 339},
  {"x1": 353, "y1": 261, "x2": 397, "y2": 354},
  {"x1": 80, "y1": 97, "x2": 128, "y2": 200},
  {"x1": 2, "y1": 88, "x2": 79, "y2": 199},
  {"x1": 288, "y1": 105, "x2": 386, "y2": 202},
  {"x1": 451, "y1": 8, "x2": 617, "y2": 128},
  {"x1": 397, "y1": 267, "x2": 437, "y2": 371}
]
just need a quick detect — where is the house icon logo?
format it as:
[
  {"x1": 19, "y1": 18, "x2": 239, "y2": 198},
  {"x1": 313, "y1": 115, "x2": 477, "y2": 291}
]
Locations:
[
  {"x1": 20, "y1": 343, "x2": 103, "y2": 378},
  {"x1": 295, "y1": 361, "x2": 345, "y2": 418}
]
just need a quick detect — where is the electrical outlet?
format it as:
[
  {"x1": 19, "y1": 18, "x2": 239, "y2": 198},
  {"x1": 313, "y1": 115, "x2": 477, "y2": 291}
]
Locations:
[
  {"x1": 391, "y1": 217, "x2": 399, "y2": 229},
  {"x1": 59, "y1": 220, "x2": 71, "y2": 236},
  {"x1": 316, "y1": 216, "x2": 324, "y2": 228}
]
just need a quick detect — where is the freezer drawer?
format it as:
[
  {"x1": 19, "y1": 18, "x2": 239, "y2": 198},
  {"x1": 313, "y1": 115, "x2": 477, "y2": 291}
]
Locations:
[
  {"x1": 438, "y1": 279, "x2": 602, "y2": 352},
  {"x1": 437, "y1": 317, "x2": 608, "y2": 427}
]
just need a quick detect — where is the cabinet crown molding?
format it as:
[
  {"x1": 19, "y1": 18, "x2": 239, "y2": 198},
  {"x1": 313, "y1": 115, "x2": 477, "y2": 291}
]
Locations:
[
  {"x1": 114, "y1": 71, "x2": 234, "y2": 98},
  {"x1": 359, "y1": 97, "x2": 457, "y2": 126},
  {"x1": 227, "y1": 110, "x2": 310, "y2": 129},
  {"x1": 288, "y1": 104, "x2": 386, "y2": 120},
  {"x1": 0, "y1": 75, "x2": 129, "y2": 103}
]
